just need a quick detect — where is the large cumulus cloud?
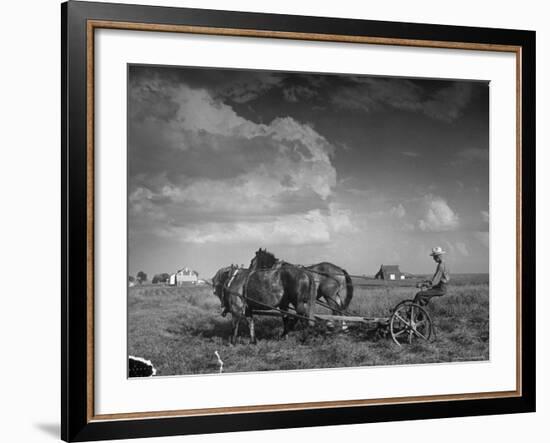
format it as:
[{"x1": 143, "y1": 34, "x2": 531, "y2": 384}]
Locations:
[{"x1": 128, "y1": 78, "x2": 353, "y2": 245}]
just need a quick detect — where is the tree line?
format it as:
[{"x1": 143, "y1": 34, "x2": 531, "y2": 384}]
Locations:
[{"x1": 128, "y1": 271, "x2": 171, "y2": 285}]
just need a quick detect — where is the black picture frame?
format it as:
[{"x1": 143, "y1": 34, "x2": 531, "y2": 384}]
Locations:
[{"x1": 62, "y1": 1, "x2": 536, "y2": 441}]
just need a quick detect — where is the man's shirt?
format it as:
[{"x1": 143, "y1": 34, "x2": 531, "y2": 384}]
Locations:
[{"x1": 431, "y1": 260, "x2": 450, "y2": 286}]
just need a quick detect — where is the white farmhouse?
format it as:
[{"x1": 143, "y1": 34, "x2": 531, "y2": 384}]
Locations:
[{"x1": 173, "y1": 267, "x2": 199, "y2": 286}]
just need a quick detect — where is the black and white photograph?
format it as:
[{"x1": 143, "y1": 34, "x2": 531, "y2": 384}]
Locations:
[
  {"x1": 127, "y1": 64, "x2": 490, "y2": 376},
  {"x1": 0, "y1": 0, "x2": 542, "y2": 441}
]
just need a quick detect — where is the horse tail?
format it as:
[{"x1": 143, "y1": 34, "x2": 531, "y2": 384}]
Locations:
[{"x1": 342, "y1": 269, "x2": 354, "y2": 310}]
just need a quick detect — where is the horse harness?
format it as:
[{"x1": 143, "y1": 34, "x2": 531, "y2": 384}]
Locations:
[{"x1": 221, "y1": 266, "x2": 316, "y2": 323}]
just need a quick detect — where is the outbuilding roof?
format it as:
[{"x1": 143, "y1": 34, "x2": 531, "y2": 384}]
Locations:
[{"x1": 379, "y1": 265, "x2": 401, "y2": 272}]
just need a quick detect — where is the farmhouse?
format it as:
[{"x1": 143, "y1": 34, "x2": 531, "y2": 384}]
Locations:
[
  {"x1": 374, "y1": 264, "x2": 406, "y2": 280},
  {"x1": 170, "y1": 267, "x2": 199, "y2": 286}
]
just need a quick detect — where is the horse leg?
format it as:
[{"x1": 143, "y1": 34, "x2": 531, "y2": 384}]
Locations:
[
  {"x1": 281, "y1": 315, "x2": 292, "y2": 339},
  {"x1": 247, "y1": 315, "x2": 257, "y2": 345},
  {"x1": 304, "y1": 275, "x2": 317, "y2": 329},
  {"x1": 306, "y1": 300, "x2": 316, "y2": 328},
  {"x1": 277, "y1": 298, "x2": 290, "y2": 339},
  {"x1": 231, "y1": 315, "x2": 240, "y2": 345},
  {"x1": 295, "y1": 301, "x2": 307, "y2": 330},
  {"x1": 333, "y1": 289, "x2": 349, "y2": 332},
  {"x1": 280, "y1": 313, "x2": 294, "y2": 340}
]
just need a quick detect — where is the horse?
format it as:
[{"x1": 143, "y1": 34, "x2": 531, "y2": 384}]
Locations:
[
  {"x1": 212, "y1": 265, "x2": 258, "y2": 343},
  {"x1": 306, "y1": 262, "x2": 354, "y2": 330},
  {"x1": 247, "y1": 249, "x2": 317, "y2": 339},
  {"x1": 211, "y1": 265, "x2": 237, "y2": 315},
  {"x1": 222, "y1": 249, "x2": 316, "y2": 344},
  {"x1": 221, "y1": 267, "x2": 255, "y2": 344}
]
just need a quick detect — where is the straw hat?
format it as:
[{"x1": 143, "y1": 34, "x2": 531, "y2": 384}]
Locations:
[{"x1": 429, "y1": 246, "x2": 446, "y2": 256}]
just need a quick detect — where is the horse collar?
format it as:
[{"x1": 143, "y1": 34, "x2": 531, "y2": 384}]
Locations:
[{"x1": 226, "y1": 268, "x2": 240, "y2": 288}]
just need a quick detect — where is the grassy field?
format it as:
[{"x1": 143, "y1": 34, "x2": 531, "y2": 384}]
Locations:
[{"x1": 128, "y1": 274, "x2": 489, "y2": 376}]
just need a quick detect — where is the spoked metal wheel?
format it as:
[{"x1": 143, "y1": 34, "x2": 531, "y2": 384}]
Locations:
[{"x1": 390, "y1": 300, "x2": 433, "y2": 346}]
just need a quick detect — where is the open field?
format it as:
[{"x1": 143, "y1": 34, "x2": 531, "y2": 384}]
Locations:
[{"x1": 128, "y1": 274, "x2": 489, "y2": 376}]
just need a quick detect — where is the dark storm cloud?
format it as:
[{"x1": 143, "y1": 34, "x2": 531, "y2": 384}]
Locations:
[
  {"x1": 217, "y1": 72, "x2": 284, "y2": 103},
  {"x1": 283, "y1": 84, "x2": 318, "y2": 102},
  {"x1": 329, "y1": 77, "x2": 476, "y2": 122},
  {"x1": 129, "y1": 64, "x2": 480, "y2": 123},
  {"x1": 129, "y1": 65, "x2": 285, "y2": 105}
]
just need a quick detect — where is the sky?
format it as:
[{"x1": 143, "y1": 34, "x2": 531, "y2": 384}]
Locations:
[{"x1": 128, "y1": 64, "x2": 489, "y2": 279}]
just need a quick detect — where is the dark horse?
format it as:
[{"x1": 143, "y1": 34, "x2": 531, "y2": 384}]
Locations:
[
  {"x1": 223, "y1": 249, "x2": 317, "y2": 344},
  {"x1": 251, "y1": 251, "x2": 353, "y2": 317},
  {"x1": 306, "y1": 262, "x2": 354, "y2": 328}
]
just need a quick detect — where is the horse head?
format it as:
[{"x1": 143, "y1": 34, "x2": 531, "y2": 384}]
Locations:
[
  {"x1": 252, "y1": 248, "x2": 277, "y2": 269},
  {"x1": 211, "y1": 265, "x2": 234, "y2": 302}
]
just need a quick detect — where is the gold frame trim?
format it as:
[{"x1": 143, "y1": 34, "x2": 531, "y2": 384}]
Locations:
[{"x1": 86, "y1": 19, "x2": 523, "y2": 423}]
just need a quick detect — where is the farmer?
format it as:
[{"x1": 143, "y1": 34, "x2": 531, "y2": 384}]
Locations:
[{"x1": 414, "y1": 246, "x2": 450, "y2": 306}]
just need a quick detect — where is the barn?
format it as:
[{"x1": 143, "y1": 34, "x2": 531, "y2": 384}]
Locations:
[
  {"x1": 374, "y1": 265, "x2": 405, "y2": 280},
  {"x1": 171, "y1": 267, "x2": 199, "y2": 286}
]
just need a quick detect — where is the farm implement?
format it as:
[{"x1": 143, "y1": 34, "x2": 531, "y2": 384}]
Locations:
[{"x1": 247, "y1": 292, "x2": 434, "y2": 346}]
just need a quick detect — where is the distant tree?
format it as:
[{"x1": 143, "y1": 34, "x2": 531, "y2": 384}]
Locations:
[
  {"x1": 152, "y1": 273, "x2": 170, "y2": 284},
  {"x1": 136, "y1": 271, "x2": 147, "y2": 284},
  {"x1": 128, "y1": 276, "x2": 135, "y2": 283}
]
